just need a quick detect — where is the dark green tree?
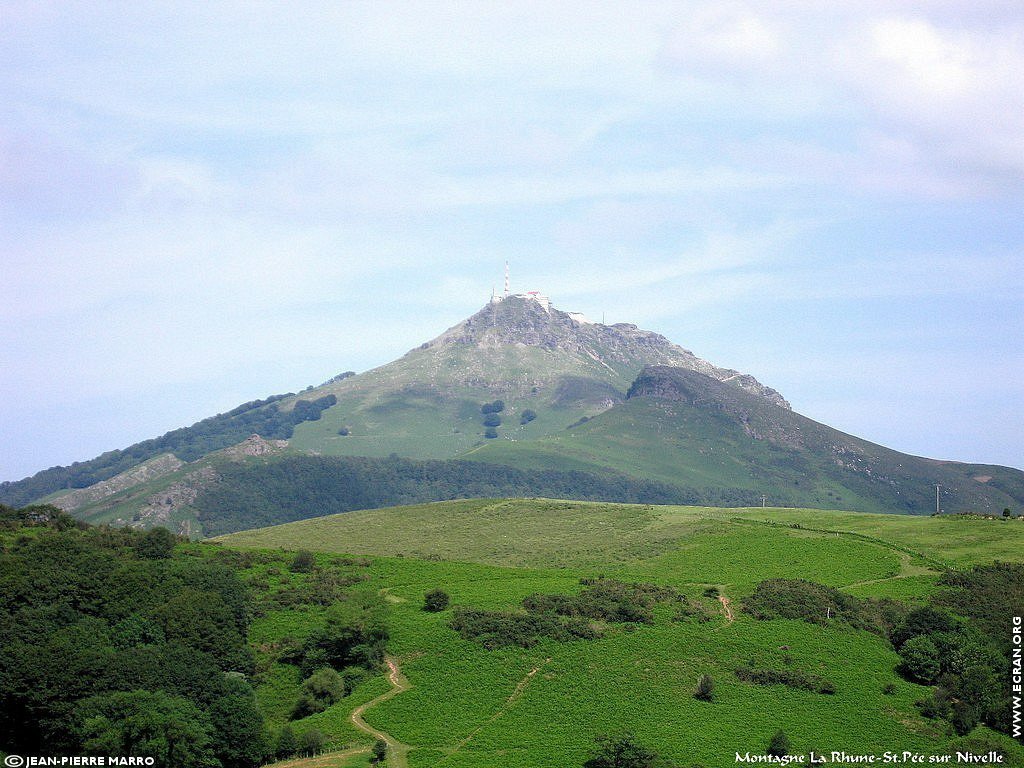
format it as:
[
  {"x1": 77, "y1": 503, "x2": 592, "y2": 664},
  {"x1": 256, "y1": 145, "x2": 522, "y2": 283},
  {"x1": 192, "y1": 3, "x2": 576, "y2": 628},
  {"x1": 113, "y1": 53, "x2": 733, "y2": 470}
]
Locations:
[
  {"x1": 898, "y1": 636, "x2": 941, "y2": 684},
  {"x1": 292, "y1": 667, "x2": 345, "y2": 718},
  {"x1": 75, "y1": 690, "x2": 217, "y2": 768},
  {"x1": 136, "y1": 527, "x2": 178, "y2": 559},
  {"x1": 275, "y1": 725, "x2": 298, "y2": 758},
  {"x1": 584, "y1": 732, "x2": 661, "y2": 768},
  {"x1": 372, "y1": 739, "x2": 387, "y2": 763}
]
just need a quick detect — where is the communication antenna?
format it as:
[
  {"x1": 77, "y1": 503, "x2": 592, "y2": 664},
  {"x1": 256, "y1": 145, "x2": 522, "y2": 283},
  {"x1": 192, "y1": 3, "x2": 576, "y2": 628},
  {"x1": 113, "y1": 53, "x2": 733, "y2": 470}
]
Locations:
[
  {"x1": 504, "y1": 261, "x2": 510, "y2": 298},
  {"x1": 761, "y1": 494, "x2": 767, "y2": 508},
  {"x1": 935, "y1": 484, "x2": 941, "y2": 515}
]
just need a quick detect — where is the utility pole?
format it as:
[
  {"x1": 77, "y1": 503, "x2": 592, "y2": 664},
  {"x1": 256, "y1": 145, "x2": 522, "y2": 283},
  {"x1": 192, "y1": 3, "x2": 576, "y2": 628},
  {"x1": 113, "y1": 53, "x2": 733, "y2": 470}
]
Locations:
[
  {"x1": 935, "y1": 484, "x2": 941, "y2": 515},
  {"x1": 761, "y1": 494, "x2": 767, "y2": 508}
]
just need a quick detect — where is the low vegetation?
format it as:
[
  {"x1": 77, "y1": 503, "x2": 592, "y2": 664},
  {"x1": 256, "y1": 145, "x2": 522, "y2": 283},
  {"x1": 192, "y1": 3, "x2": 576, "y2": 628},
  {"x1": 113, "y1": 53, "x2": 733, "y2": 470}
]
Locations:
[{"x1": 5, "y1": 499, "x2": 1024, "y2": 767}]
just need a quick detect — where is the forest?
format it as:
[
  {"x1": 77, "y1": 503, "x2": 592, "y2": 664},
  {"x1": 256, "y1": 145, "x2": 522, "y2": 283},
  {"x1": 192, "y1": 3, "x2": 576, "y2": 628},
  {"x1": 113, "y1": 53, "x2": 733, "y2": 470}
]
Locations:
[
  {"x1": 0, "y1": 394, "x2": 337, "y2": 508},
  {"x1": 193, "y1": 454, "x2": 765, "y2": 536}
]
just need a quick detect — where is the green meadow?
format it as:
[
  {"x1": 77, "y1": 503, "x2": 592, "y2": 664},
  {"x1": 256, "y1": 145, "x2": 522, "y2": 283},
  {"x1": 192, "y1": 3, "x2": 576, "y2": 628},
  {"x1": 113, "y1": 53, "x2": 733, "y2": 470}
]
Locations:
[{"x1": 217, "y1": 500, "x2": 1024, "y2": 767}]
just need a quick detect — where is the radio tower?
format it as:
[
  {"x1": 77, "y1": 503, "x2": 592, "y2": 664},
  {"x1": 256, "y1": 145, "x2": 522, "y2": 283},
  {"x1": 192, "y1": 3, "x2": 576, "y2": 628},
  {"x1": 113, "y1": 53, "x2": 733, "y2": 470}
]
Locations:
[{"x1": 504, "y1": 261, "x2": 510, "y2": 298}]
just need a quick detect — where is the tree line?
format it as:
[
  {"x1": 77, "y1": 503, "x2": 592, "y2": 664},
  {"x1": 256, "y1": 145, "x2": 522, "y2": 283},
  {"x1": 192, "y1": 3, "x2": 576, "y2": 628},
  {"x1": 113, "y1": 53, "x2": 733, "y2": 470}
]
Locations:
[
  {"x1": 193, "y1": 454, "x2": 767, "y2": 536},
  {"x1": 0, "y1": 394, "x2": 337, "y2": 508}
]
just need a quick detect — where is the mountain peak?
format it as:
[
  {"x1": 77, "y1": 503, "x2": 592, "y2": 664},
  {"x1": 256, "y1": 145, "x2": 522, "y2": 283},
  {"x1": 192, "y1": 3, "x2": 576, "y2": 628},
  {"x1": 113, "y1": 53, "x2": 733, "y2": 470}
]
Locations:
[{"x1": 419, "y1": 295, "x2": 790, "y2": 408}]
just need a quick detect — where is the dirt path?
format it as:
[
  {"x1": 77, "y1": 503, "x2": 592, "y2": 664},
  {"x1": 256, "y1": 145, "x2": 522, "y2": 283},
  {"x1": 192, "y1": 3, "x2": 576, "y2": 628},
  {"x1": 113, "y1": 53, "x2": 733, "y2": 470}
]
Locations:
[
  {"x1": 267, "y1": 656, "x2": 411, "y2": 768},
  {"x1": 440, "y1": 658, "x2": 551, "y2": 763},
  {"x1": 718, "y1": 594, "x2": 735, "y2": 623},
  {"x1": 349, "y1": 657, "x2": 412, "y2": 768},
  {"x1": 268, "y1": 747, "x2": 370, "y2": 768}
]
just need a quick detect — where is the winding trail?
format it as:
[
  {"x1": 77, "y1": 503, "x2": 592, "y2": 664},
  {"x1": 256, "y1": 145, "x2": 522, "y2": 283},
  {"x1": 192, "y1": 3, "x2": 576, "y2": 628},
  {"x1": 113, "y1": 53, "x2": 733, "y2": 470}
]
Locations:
[
  {"x1": 439, "y1": 658, "x2": 551, "y2": 763},
  {"x1": 268, "y1": 656, "x2": 411, "y2": 768},
  {"x1": 718, "y1": 593, "x2": 735, "y2": 623},
  {"x1": 349, "y1": 657, "x2": 412, "y2": 768}
]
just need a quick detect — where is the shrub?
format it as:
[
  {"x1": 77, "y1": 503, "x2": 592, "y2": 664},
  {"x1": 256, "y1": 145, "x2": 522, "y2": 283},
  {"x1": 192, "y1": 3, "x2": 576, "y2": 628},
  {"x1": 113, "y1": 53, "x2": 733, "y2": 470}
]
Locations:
[
  {"x1": 482, "y1": 413, "x2": 502, "y2": 428},
  {"x1": 423, "y1": 589, "x2": 450, "y2": 612},
  {"x1": 337, "y1": 427, "x2": 350, "y2": 436},
  {"x1": 484, "y1": 427, "x2": 498, "y2": 439},
  {"x1": 480, "y1": 400, "x2": 505, "y2": 414},
  {"x1": 292, "y1": 667, "x2": 345, "y2": 719},
  {"x1": 372, "y1": 739, "x2": 387, "y2": 763},
  {"x1": 735, "y1": 666, "x2": 835, "y2": 694},
  {"x1": 767, "y1": 730, "x2": 791, "y2": 758},
  {"x1": 694, "y1": 674, "x2": 714, "y2": 702},
  {"x1": 519, "y1": 409, "x2": 537, "y2": 425},
  {"x1": 289, "y1": 550, "x2": 316, "y2": 573},
  {"x1": 584, "y1": 732, "x2": 662, "y2": 768}
]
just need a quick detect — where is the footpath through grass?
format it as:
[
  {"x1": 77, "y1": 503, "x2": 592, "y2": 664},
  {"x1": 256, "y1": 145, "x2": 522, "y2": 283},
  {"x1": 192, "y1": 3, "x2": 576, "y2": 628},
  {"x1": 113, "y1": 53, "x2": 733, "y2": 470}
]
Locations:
[{"x1": 218, "y1": 500, "x2": 1024, "y2": 766}]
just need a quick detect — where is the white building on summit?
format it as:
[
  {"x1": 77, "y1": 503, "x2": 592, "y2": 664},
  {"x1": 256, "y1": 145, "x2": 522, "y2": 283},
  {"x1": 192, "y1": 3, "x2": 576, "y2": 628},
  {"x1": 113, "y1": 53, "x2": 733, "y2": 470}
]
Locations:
[
  {"x1": 490, "y1": 263, "x2": 592, "y2": 323},
  {"x1": 489, "y1": 262, "x2": 552, "y2": 312}
]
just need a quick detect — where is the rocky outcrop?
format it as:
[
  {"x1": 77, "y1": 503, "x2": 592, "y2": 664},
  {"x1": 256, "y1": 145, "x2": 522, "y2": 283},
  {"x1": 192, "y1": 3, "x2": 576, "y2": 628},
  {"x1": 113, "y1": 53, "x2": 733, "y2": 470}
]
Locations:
[
  {"x1": 129, "y1": 465, "x2": 217, "y2": 531},
  {"x1": 52, "y1": 453, "x2": 184, "y2": 513},
  {"x1": 421, "y1": 296, "x2": 790, "y2": 408},
  {"x1": 220, "y1": 434, "x2": 288, "y2": 460}
]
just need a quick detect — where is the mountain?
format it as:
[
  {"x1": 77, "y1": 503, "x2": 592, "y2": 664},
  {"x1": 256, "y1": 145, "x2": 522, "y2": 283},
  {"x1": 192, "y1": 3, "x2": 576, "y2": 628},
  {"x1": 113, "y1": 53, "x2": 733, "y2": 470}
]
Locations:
[
  {"x1": 3, "y1": 293, "x2": 1022, "y2": 534},
  {"x1": 466, "y1": 365, "x2": 1024, "y2": 515}
]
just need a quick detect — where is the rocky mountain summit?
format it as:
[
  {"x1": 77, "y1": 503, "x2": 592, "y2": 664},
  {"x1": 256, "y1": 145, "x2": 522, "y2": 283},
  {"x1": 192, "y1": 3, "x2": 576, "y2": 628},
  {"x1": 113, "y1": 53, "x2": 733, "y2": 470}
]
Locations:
[{"x1": 422, "y1": 295, "x2": 789, "y2": 408}]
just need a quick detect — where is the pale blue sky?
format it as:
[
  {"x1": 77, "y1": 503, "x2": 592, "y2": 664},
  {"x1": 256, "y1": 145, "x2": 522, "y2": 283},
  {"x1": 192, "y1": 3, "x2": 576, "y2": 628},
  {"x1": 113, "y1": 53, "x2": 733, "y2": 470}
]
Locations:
[{"x1": 2, "y1": 2, "x2": 1022, "y2": 480}]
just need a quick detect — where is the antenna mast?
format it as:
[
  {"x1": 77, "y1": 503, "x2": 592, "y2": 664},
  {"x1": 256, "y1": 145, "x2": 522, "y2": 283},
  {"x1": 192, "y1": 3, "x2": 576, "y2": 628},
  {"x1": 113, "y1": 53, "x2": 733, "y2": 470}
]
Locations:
[{"x1": 504, "y1": 261, "x2": 510, "y2": 298}]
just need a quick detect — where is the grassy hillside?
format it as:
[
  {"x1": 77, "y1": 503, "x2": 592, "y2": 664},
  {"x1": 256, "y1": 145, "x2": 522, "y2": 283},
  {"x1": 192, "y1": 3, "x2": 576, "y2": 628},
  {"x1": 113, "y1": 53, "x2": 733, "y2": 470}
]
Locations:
[
  {"x1": 218, "y1": 498, "x2": 1024, "y2": 573},
  {"x1": 462, "y1": 370, "x2": 1024, "y2": 516},
  {"x1": 214, "y1": 499, "x2": 1024, "y2": 767}
]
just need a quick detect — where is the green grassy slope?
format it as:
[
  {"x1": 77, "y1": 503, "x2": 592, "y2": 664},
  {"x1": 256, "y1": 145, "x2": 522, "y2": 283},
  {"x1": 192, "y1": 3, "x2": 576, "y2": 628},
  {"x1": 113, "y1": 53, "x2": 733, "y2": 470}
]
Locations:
[
  {"x1": 462, "y1": 368, "x2": 1024, "y2": 516},
  {"x1": 216, "y1": 498, "x2": 1024, "y2": 583},
  {"x1": 216, "y1": 500, "x2": 1024, "y2": 766}
]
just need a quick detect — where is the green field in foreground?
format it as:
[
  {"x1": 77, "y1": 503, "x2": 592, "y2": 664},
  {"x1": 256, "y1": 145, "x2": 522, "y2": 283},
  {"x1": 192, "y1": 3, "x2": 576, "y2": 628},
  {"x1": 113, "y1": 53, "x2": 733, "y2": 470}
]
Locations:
[
  {"x1": 218, "y1": 498, "x2": 1024, "y2": 573},
  {"x1": 218, "y1": 500, "x2": 1024, "y2": 767}
]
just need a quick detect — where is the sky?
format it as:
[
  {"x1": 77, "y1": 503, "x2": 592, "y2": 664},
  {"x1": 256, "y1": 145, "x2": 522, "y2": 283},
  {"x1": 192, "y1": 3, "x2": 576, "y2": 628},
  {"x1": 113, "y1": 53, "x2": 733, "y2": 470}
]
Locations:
[{"x1": 1, "y1": 1, "x2": 1022, "y2": 481}]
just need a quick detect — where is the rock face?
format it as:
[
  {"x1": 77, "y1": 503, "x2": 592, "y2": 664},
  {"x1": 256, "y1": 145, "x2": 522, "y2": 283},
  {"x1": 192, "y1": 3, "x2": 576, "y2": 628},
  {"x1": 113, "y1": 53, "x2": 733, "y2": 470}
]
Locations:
[
  {"x1": 53, "y1": 453, "x2": 184, "y2": 513},
  {"x1": 221, "y1": 434, "x2": 288, "y2": 459},
  {"x1": 423, "y1": 296, "x2": 789, "y2": 408}
]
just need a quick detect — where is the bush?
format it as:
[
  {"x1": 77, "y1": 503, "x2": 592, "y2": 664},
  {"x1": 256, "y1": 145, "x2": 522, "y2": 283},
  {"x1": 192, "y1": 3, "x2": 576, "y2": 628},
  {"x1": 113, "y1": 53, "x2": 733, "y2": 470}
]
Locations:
[
  {"x1": 519, "y1": 409, "x2": 537, "y2": 425},
  {"x1": 584, "y1": 733, "x2": 662, "y2": 768},
  {"x1": 337, "y1": 427, "x2": 350, "y2": 436},
  {"x1": 289, "y1": 550, "x2": 316, "y2": 573},
  {"x1": 480, "y1": 400, "x2": 505, "y2": 414},
  {"x1": 292, "y1": 667, "x2": 345, "y2": 719},
  {"x1": 423, "y1": 589, "x2": 450, "y2": 612},
  {"x1": 694, "y1": 674, "x2": 714, "y2": 702},
  {"x1": 767, "y1": 730, "x2": 791, "y2": 758},
  {"x1": 735, "y1": 666, "x2": 835, "y2": 694},
  {"x1": 482, "y1": 413, "x2": 502, "y2": 428},
  {"x1": 484, "y1": 427, "x2": 498, "y2": 439},
  {"x1": 372, "y1": 739, "x2": 387, "y2": 763}
]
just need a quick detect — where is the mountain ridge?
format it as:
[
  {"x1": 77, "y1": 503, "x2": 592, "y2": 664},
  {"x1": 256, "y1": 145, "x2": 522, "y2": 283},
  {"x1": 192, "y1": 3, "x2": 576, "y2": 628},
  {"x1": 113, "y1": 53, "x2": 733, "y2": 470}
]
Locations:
[{"x1": 3, "y1": 294, "x2": 1021, "y2": 532}]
